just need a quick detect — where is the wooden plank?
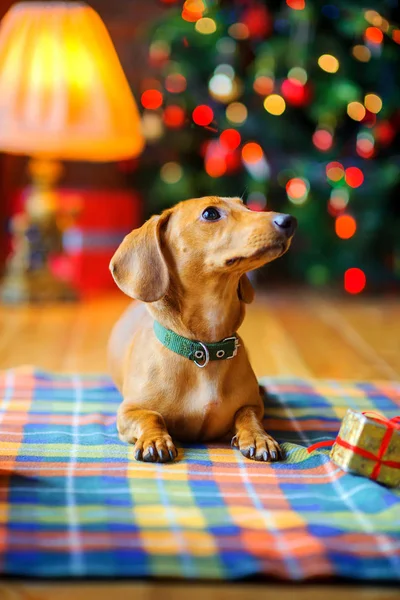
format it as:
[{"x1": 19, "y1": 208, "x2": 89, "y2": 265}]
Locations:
[{"x1": 267, "y1": 294, "x2": 393, "y2": 380}]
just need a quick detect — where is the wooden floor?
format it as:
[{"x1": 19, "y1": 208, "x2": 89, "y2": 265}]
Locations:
[
  {"x1": 0, "y1": 291, "x2": 399, "y2": 380},
  {"x1": 0, "y1": 291, "x2": 399, "y2": 599}
]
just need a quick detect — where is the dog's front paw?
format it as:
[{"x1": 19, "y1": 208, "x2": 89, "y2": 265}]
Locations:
[
  {"x1": 232, "y1": 430, "x2": 282, "y2": 462},
  {"x1": 134, "y1": 433, "x2": 178, "y2": 463}
]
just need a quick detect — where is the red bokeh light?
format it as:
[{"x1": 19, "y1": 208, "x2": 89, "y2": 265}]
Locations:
[
  {"x1": 242, "y1": 142, "x2": 263, "y2": 163},
  {"x1": 345, "y1": 167, "x2": 364, "y2": 188},
  {"x1": 165, "y1": 73, "x2": 187, "y2": 94},
  {"x1": 163, "y1": 105, "x2": 185, "y2": 128},
  {"x1": 286, "y1": 178, "x2": 307, "y2": 199},
  {"x1": 344, "y1": 268, "x2": 366, "y2": 294},
  {"x1": 205, "y1": 156, "x2": 226, "y2": 178},
  {"x1": 141, "y1": 89, "x2": 163, "y2": 110},
  {"x1": 364, "y1": 27, "x2": 384, "y2": 44},
  {"x1": 220, "y1": 129, "x2": 241, "y2": 151},
  {"x1": 286, "y1": 0, "x2": 305, "y2": 10},
  {"x1": 393, "y1": 30, "x2": 400, "y2": 44},
  {"x1": 281, "y1": 79, "x2": 306, "y2": 106},
  {"x1": 374, "y1": 121, "x2": 395, "y2": 145},
  {"x1": 192, "y1": 105, "x2": 214, "y2": 126},
  {"x1": 225, "y1": 150, "x2": 241, "y2": 173},
  {"x1": 312, "y1": 129, "x2": 333, "y2": 151},
  {"x1": 335, "y1": 215, "x2": 357, "y2": 239}
]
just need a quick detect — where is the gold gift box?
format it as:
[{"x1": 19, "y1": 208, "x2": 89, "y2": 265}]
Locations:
[{"x1": 330, "y1": 409, "x2": 400, "y2": 488}]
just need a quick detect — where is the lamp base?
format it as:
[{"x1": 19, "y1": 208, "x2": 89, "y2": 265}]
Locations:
[{"x1": 1, "y1": 158, "x2": 77, "y2": 304}]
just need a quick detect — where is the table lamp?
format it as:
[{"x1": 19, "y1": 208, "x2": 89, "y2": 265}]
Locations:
[{"x1": 0, "y1": 1, "x2": 144, "y2": 302}]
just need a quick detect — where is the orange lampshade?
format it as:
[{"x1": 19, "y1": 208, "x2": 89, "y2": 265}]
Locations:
[{"x1": 0, "y1": 2, "x2": 144, "y2": 161}]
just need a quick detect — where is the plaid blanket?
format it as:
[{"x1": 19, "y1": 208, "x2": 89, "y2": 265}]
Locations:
[{"x1": 0, "y1": 367, "x2": 399, "y2": 581}]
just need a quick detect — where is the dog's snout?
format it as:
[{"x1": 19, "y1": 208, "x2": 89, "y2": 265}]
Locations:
[{"x1": 273, "y1": 214, "x2": 297, "y2": 236}]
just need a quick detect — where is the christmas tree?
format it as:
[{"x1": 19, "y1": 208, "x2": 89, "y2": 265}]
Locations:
[{"x1": 129, "y1": 0, "x2": 400, "y2": 293}]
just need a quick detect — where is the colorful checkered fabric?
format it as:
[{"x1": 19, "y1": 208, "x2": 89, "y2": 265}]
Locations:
[{"x1": 0, "y1": 367, "x2": 399, "y2": 581}]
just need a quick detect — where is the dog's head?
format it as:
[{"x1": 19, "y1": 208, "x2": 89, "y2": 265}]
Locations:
[{"x1": 110, "y1": 196, "x2": 297, "y2": 303}]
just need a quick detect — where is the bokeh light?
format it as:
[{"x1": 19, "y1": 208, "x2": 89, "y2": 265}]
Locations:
[
  {"x1": 192, "y1": 105, "x2": 214, "y2": 126},
  {"x1": 347, "y1": 101, "x2": 366, "y2": 121},
  {"x1": 160, "y1": 162, "x2": 183, "y2": 184},
  {"x1": 288, "y1": 67, "x2": 308, "y2": 85},
  {"x1": 345, "y1": 167, "x2": 364, "y2": 188},
  {"x1": 253, "y1": 75, "x2": 274, "y2": 96},
  {"x1": 263, "y1": 94, "x2": 286, "y2": 115},
  {"x1": 242, "y1": 142, "x2": 263, "y2": 164},
  {"x1": 286, "y1": 0, "x2": 305, "y2": 10},
  {"x1": 335, "y1": 215, "x2": 357, "y2": 239},
  {"x1": 195, "y1": 18, "x2": 217, "y2": 35},
  {"x1": 329, "y1": 188, "x2": 349, "y2": 213},
  {"x1": 312, "y1": 129, "x2": 333, "y2": 151},
  {"x1": 165, "y1": 73, "x2": 187, "y2": 94},
  {"x1": 393, "y1": 30, "x2": 400, "y2": 44},
  {"x1": 209, "y1": 73, "x2": 233, "y2": 100},
  {"x1": 228, "y1": 23, "x2": 249, "y2": 40},
  {"x1": 364, "y1": 10, "x2": 381, "y2": 25},
  {"x1": 216, "y1": 37, "x2": 236, "y2": 55},
  {"x1": 352, "y1": 45, "x2": 371, "y2": 62},
  {"x1": 226, "y1": 102, "x2": 248, "y2": 124},
  {"x1": 318, "y1": 54, "x2": 339, "y2": 73},
  {"x1": 220, "y1": 129, "x2": 241, "y2": 150},
  {"x1": 364, "y1": 93, "x2": 382, "y2": 114},
  {"x1": 163, "y1": 105, "x2": 185, "y2": 128},
  {"x1": 326, "y1": 161, "x2": 344, "y2": 182},
  {"x1": 205, "y1": 155, "x2": 226, "y2": 178},
  {"x1": 149, "y1": 40, "x2": 170, "y2": 64},
  {"x1": 281, "y1": 79, "x2": 306, "y2": 105},
  {"x1": 141, "y1": 111, "x2": 164, "y2": 141},
  {"x1": 356, "y1": 132, "x2": 374, "y2": 159},
  {"x1": 141, "y1": 89, "x2": 163, "y2": 109},
  {"x1": 344, "y1": 268, "x2": 366, "y2": 294},
  {"x1": 182, "y1": 0, "x2": 204, "y2": 22},
  {"x1": 364, "y1": 27, "x2": 383, "y2": 44},
  {"x1": 286, "y1": 177, "x2": 309, "y2": 204}
]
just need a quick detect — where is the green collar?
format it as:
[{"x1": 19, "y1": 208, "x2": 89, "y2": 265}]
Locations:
[{"x1": 153, "y1": 321, "x2": 240, "y2": 368}]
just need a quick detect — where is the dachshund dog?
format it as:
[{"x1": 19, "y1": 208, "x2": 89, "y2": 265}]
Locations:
[{"x1": 108, "y1": 196, "x2": 296, "y2": 463}]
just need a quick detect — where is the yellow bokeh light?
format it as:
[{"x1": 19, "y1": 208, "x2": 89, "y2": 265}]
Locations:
[
  {"x1": 352, "y1": 45, "x2": 371, "y2": 62},
  {"x1": 160, "y1": 162, "x2": 183, "y2": 184},
  {"x1": 347, "y1": 101, "x2": 366, "y2": 121},
  {"x1": 364, "y1": 10, "x2": 384, "y2": 27},
  {"x1": 318, "y1": 54, "x2": 339, "y2": 73},
  {"x1": 364, "y1": 93, "x2": 382, "y2": 114},
  {"x1": 228, "y1": 23, "x2": 249, "y2": 40},
  {"x1": 195, "y1": 18, "x2": 217, "y2": 35},
  {"x1": 263, "y1": 94, "x2": 286, "y2": 116},
  {"x1": 226, "y1": 102, "x2": 248, "y2": 124}
]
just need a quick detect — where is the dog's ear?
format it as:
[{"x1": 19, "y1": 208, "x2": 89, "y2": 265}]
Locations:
[
  {"x1": 110, "y1": 214, "x2": 170, "y2": 302},
  {"x1": 238, "y1": 273, "x2": 254, "y2": 304}
]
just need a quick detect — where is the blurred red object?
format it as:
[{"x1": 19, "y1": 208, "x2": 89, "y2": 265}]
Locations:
[{"x1": 11, "y1": 188, "x2": 141, "y2": 296}]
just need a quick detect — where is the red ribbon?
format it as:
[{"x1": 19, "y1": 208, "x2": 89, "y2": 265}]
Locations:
[{"x1": 307, "y1": 411, "x2": 400, "y2": 481}]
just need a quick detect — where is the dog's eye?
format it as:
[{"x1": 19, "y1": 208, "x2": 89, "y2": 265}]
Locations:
[{"x1": 202, "y1": 207, "x2": 221, "y2": 221}]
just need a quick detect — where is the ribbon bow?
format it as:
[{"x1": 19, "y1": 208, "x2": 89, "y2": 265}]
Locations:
[{"x1": 307, "y1": 411, "x2": 400, "y2": 481}]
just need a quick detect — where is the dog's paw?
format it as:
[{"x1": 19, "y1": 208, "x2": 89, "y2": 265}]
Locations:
[
  {"x1": 231, "y1": 430, "x2": 282, "y2": 462},
  {"x1": 133, "y1": 433, "x2": 178, "y2": 463}
]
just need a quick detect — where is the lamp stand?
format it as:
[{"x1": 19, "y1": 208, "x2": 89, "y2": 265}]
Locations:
[{"x1": 1, "y1": 158, "x2": 77, "y2": 303}]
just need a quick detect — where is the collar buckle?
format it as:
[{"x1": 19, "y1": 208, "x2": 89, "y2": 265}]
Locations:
[{"x1": 223, "y1": 336, "x2": 240, "y2": 359}]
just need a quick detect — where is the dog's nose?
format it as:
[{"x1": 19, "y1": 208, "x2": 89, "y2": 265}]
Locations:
[{"x1": 273, "y1": 214, "x2": 297, "y2": 236}]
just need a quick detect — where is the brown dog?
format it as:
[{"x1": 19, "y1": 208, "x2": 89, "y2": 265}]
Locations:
[{"x1": 108, "y1": 196, "x2": 296, "y2": 463}]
